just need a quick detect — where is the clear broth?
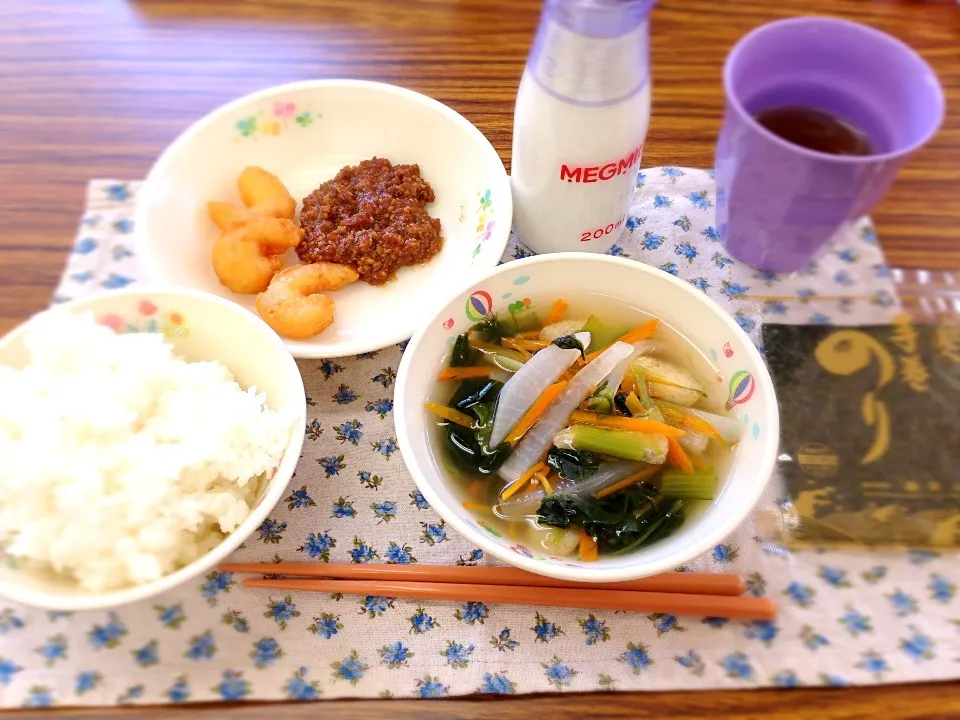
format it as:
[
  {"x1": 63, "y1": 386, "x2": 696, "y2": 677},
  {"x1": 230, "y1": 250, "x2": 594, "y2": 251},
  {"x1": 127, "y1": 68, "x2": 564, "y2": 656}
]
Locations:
[{"x1": 425, "y1": 295, "x2": 734, "y2": 558}]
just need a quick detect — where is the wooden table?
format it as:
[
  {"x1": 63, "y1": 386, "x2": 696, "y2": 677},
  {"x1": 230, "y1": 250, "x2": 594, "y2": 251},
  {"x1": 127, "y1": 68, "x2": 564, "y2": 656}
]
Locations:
[{"x1": 1, "y1": 0, "x2": 958, "y2": 716}]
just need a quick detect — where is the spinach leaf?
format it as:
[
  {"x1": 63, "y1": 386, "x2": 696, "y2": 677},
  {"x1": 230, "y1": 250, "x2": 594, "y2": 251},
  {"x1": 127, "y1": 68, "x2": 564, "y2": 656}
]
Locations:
[
  {"x1": 450, "y1": 333, "x2": 476, "y2": 367},
  {"x1": 535, "y1": 494, "x2": 584, "y2": 529},
  {"x1": 545, "y1": 447, "x2": 600, "y2": 481},
  {"x1": 612, "y1": 499, "x2": 684, "y2": 555},
  {"x1": 443, "y1": 379, "x2": 510, "y2": 474},
  {"x1": 450, "y1": 379, "x2": 501, "y2": 411},
  {"x1": 536, "y1": 484, "x2": 683, "y2": 554},
  {"x1": 471, "y1": 313, "x2": 512, "y2": 342},
  {"x1": 446, "y1": 424, "x2": 510, "y2": 474},
  {"x1": 552, "y1": 334, "x2": 586, "y2": 360}
]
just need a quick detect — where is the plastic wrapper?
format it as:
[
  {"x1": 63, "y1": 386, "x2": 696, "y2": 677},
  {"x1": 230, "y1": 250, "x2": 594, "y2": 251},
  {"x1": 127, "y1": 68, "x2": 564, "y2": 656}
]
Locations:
[{"x1": 754, "y1": 268, "x2": 960, "y2": 548}]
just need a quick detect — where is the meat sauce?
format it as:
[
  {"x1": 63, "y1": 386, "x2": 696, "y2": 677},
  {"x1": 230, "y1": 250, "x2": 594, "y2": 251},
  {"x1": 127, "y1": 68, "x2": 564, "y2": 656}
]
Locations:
[{"x1": 297, "y1": 157, "x2": 443, "y2": 285}]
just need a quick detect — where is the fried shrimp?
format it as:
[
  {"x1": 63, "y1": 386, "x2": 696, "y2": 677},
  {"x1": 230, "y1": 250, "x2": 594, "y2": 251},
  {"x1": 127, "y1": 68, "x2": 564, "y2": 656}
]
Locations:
[
  {"x1": 207, "y1": 166, "x2": 297, "y2": 230},
  {"x1": 207, "y1": 201, "x2": 250, "y2": 230},
  {"x1": 256, "y1": 263, "x2": 360, "y2": 339},
  {"x1": 211, "y1": 216, "x2": 302, "y2": 294}
]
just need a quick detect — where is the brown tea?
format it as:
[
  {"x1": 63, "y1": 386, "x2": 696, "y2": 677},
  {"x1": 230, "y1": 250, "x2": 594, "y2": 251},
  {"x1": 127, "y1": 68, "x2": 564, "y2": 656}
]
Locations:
[{"x1": 754, "y1": 106, "x2": 874, "y2": 156}]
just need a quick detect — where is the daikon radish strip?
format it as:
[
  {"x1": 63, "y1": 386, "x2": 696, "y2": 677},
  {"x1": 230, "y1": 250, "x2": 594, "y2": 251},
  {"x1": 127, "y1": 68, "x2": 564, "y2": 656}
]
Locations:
[
  {"x1": 489, "y1": 332, "x2": 589, "y2": 447},
  {"x1": 497, "y1": 341, "x2": 635, "y2": 484}
]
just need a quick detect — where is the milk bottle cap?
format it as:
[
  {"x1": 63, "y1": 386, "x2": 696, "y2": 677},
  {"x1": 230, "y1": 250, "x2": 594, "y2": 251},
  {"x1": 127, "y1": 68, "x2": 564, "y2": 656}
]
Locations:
[{"x1": 529, "y1": 0, "x2": 656, "y2": 106}]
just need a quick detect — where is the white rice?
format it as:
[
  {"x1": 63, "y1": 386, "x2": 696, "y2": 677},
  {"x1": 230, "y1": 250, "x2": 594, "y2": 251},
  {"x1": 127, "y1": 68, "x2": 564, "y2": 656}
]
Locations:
[{"x1": 0, "y1": 310, "x2": 295, "y2": 592}]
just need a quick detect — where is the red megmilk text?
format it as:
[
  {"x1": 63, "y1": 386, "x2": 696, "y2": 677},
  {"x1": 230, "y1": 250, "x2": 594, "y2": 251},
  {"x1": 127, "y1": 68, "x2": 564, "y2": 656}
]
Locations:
[{"x1": 559, "y1": 144, "x2": 644, "y2": 184}]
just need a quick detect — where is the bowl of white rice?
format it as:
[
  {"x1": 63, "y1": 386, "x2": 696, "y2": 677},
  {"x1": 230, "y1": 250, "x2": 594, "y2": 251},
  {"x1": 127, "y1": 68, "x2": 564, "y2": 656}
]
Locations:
[{"x1": 0, "y1": 287, "x2": 306, "y2": 610}]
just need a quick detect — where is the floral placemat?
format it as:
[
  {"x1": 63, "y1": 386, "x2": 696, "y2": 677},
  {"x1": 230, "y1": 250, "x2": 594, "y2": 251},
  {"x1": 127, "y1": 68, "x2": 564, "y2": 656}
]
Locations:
[{"x1": 0, "y1": 170, "x2": 956, "y2": 709}]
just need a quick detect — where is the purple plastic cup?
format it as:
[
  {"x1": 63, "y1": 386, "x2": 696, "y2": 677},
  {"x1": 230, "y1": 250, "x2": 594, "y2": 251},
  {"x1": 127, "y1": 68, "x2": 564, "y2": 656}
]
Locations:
[{"x1": 715, "y1": 17, "x2": 945, "y2": 273}]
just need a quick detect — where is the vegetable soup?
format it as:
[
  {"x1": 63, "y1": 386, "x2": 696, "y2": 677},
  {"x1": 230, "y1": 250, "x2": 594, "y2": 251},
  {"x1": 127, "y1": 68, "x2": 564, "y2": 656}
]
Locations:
[{"x1": 424, "y1": 296, "x2": 742, "y2": 561}]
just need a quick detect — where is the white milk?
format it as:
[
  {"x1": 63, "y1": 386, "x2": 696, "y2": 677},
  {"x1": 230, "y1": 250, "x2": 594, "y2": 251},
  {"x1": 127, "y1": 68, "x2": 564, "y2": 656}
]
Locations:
[{"x1": 511, "y1": 2, "x2": 653, "y2": 254}]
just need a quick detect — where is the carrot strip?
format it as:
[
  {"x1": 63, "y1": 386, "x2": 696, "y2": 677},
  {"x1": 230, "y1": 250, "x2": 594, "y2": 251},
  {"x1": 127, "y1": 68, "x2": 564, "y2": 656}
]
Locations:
[
  {"x1": 679, "y1": 414, "x2": 720, "y2": 437},
  {"x1": 423, "y1": 402, "x2": 474, "y2": 428},
  {"x1": 504, "y1": 381, "x2": 568, "y2": 445},
  {"x1": 437, "y1": 366, "x2": 492, "y2": 380},
  {"x1": 544, "y1": 299, "x2": 568, "y2": 325},
  {"x1": 618, "y1": 319, "x2": 659, "y2": 345},
  {"x1": 660, "y1": 407, "x2": 724, "y2": 447},
  {"x1": 467, "y1": 480, "x2": 486, "y2": 500},
  {"x1": 659, "y1": 406, "x2": 723, "y2": 445},
  {"x1": 584, "y1": 319, "x2": 659, "y2": 362},
  {"x1": 657, "y1": 405, "x2": 686, "y2": 424},
  {"x1": 501, "y1": 462, "x2": 547, "y2": 501},
  {"x1": 680, "y1": 418, "x2": 729, "y2": 450},
  {"x1": 521, "y1": 339, "x2": 552, "y2": 350},
  {"x1": 518, "y1": 330, "x2": 542, "y2": 339},
  {"x1": 594, "y1": 466, "x2": 659, "y2": 499},
  {"x1": 667, "y1": 437, "x2": 695, "y2": 475},
  {"x1": 462, "y1": 501, "x2": 493, "y2": 514},
  {"x1": 655, "y1": 401, "x2": 724, "y2": 443},
  {"x1": 578, "y1": 529, "x2": 598, "y2": 562},
  {"x1": 568, "y1": 410, "x2": 685, "y2": 437}
]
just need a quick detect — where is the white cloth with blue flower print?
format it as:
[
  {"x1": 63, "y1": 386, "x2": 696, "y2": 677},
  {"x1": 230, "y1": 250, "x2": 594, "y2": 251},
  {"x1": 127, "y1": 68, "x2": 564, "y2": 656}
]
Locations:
[{"x1": 0, "y1": 172, "x2": 955, "y2": 709}]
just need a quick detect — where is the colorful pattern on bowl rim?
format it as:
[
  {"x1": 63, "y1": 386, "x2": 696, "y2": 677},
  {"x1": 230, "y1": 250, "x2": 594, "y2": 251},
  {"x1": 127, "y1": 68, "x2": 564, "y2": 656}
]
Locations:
[
  {"x1": 96, "y1": 299, "x2": 190, "y2": 338},
  {"x1": 234, "y1": 100, "x2": 319, "y2": 141}
]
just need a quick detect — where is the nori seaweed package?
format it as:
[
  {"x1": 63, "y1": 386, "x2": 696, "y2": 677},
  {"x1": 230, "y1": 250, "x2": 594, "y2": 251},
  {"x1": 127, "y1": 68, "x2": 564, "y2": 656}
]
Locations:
[{"x1": 762, "y1": 316, "x2": 960, "y2": 548}]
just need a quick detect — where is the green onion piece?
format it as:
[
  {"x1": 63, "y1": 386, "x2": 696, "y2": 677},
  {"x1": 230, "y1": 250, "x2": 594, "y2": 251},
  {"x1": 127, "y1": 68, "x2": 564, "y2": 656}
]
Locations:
[
  {"x1": 509, "y1": 307, "x2": 541, "y2": 333},
  {"x1": 471, "y1": 341, "x2": 527, "y2": 372},
  {"x1": 553, "y1": 424, "x2": 668, "y2": 464},
  {"x1": 584, "y1": 380, "x2": 615, "y2": 414},
  {"x1": 632, "y1": 368, "x2": 654, "y2": 410},
  {"x1": 580, "y1": 315, "x2": 627, "y2": 351},
  {"x1": 482, "y1": 354, "x2": 524, "y2": 372},
  {"x1": 659, "y1": 469, "x2": 716, "y2": 500}
]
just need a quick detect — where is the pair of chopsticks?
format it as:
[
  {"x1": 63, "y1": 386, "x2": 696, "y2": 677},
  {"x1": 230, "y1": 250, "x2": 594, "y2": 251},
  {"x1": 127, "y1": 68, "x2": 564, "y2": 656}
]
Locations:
[{"x1": 219, "y1": 563, "x2": 777, "y2": 620}]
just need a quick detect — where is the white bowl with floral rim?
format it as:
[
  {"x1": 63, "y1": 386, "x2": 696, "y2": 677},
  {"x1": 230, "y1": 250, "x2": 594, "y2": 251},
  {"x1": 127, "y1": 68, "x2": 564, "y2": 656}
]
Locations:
[
  {"x1": 395, "y1": 253, "x2": 779, "y2": 582},
  {"x1": 0, "y1": 287, "x2": 306, "y2": 610},
  {"x1": 136, "y1": 80, "x2": 512, "y2": 358}
]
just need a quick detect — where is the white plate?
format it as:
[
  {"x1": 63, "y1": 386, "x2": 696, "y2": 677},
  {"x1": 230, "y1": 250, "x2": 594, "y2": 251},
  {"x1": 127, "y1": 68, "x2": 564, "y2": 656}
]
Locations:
[{"x1": 136, "y1": 80, "x2": 512, "y2": 357}]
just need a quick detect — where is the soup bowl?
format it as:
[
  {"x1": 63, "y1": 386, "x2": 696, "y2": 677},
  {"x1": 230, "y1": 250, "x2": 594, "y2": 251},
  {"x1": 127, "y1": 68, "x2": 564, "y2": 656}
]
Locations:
[{"x1": 395, "y1": 253, "x2": 778, "y2": 581}]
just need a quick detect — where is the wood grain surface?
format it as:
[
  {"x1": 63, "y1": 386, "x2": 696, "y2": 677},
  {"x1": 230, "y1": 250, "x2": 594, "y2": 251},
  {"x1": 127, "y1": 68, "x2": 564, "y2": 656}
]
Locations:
[
  {"x1": 1, "y1": 682, "x2": 959, "y2": 720},
  {"x1": 1, "y1": 0, "x2": 959, "y2": 717}
]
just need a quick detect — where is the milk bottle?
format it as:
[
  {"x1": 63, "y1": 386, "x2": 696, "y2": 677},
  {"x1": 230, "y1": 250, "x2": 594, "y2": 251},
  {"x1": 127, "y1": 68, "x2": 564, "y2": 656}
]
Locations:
[{"x1": 511, "y1": 0, "x2": 655, "y2": 254}]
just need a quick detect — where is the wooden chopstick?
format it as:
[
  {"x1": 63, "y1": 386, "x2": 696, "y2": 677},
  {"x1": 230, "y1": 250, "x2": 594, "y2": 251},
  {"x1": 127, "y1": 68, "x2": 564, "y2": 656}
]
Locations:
[
  {"x1": 242, "y1": 577, "x2": 777, "y2": 620},
  {"x1": 217, "y1": 563, "x2": 746, "y2": 596}
]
